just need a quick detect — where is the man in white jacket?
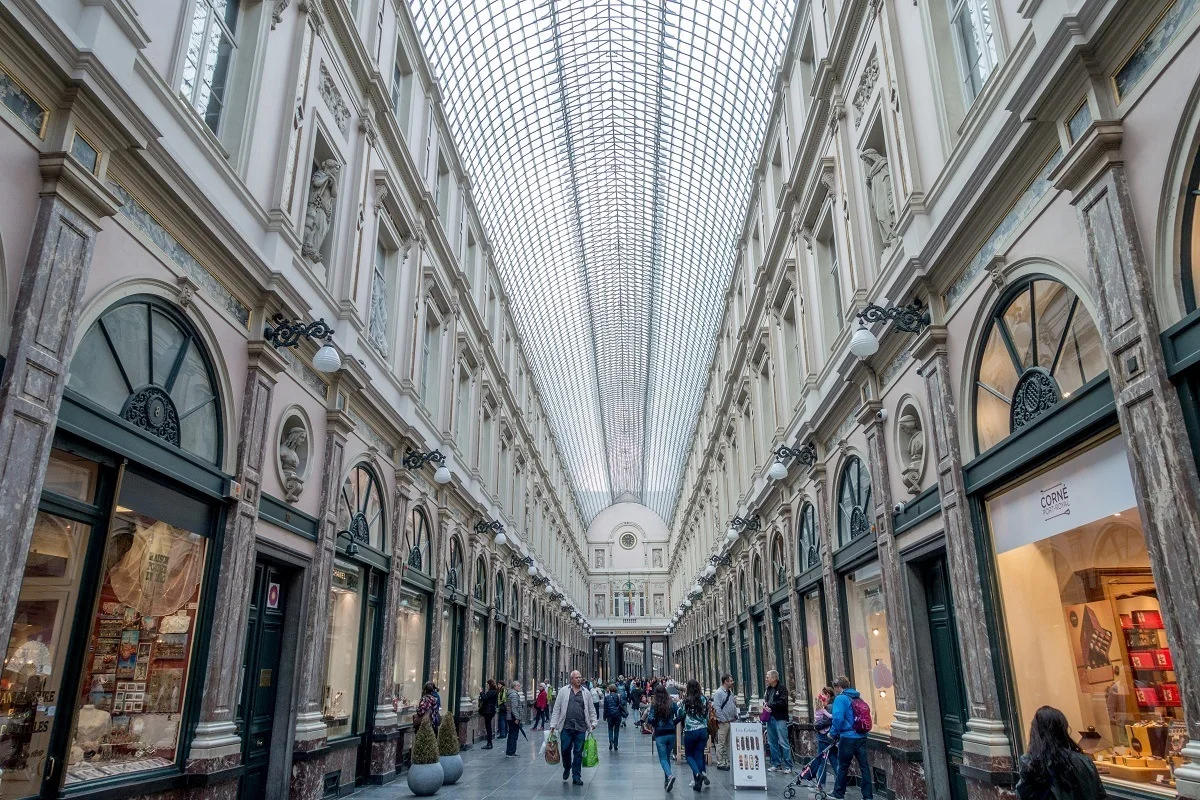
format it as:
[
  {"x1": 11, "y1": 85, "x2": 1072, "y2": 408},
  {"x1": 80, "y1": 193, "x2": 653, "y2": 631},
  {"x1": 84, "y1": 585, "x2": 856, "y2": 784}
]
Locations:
[{"x1": 549, "y1": 670, "x2": 597, "y2": 785}]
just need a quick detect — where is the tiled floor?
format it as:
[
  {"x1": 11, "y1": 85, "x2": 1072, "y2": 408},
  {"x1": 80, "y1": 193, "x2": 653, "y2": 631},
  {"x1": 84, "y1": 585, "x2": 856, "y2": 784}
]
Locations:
[{"x1": 354, "y1": 726, "x2": 864, "y2": 799}]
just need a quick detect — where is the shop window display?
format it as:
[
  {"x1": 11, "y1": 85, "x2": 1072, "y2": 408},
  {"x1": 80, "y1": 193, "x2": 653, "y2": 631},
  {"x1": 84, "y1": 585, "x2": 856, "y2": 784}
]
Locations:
[
  {"x1": 323, "y1": 562, "x2": 362, "y2": 739},
  {"x1": 65, "y1": 501, "x2": 208, "y2": 783},
  {"x1": 471, "y1": 612, "x2": 486, "y2": 686},
  {"x1": 843, "y1": 562, "x2": 896, "y2": 733},
  {"x1": 437, "y1": 608, "x2": 452, "y2": 693},
  {"x1": 393, "y1": 590, "x2": 427, "y2": 723},
  {"x1": 802, "y1": 589, "x2": 826, "y2": 713},
  {"x1": 0, "y1": 510, "x2": 89, "y2": 797},
  {"x1": 988, "y1": 435, "x2": 1187, "y2": 795}
]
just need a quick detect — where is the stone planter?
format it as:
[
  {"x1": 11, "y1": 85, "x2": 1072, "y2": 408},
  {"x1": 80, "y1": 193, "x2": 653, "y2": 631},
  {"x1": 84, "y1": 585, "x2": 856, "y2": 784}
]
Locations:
[
  {"x1": 406, "y1": 762, "x2": 444, "y2": 796},
  {"x1": 440, "y1": 753, "x2": 464, "y2": 785}
]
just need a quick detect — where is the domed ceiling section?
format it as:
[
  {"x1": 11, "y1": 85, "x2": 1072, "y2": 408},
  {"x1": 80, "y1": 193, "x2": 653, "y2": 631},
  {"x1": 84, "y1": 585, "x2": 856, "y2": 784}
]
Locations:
[{"x1": 410, "y1": 0, "x2": 795, "y2": 523}]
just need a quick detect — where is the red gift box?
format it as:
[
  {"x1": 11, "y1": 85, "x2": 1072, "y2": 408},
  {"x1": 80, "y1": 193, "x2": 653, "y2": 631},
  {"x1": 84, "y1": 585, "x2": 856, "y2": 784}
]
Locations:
[
  {"x1": 1160, "y1": 683, "x2": 1182, "y2": 706},
  {"x1": 1132, "y1": 610, "x2": 1164, "y2": 629},
  {"x1": 1120, "y1": 614, "x2": 1134, "y2": 630},
  {"x1": 1134, "y1": 686, "x2": 1161, "y2": 706},
  {"x1": 1153, "y1": 649, "x2": 1174, "y2": 669},
  {"x1": 1129, "y1": 651, "x2": 1157, "y2": 670}
]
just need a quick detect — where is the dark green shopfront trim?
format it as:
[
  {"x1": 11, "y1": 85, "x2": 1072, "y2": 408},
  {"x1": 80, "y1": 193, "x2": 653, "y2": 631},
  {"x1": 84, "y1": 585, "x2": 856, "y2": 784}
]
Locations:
[{"x1": 259, "y1": 491, "x2": 320, "y2": 539}]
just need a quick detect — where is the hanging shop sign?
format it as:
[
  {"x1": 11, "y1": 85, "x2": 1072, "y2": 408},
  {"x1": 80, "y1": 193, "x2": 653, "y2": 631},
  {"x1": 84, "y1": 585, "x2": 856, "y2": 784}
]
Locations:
[{"x1": 987, "y1": 435, "x2": 1136, "y2": 552}]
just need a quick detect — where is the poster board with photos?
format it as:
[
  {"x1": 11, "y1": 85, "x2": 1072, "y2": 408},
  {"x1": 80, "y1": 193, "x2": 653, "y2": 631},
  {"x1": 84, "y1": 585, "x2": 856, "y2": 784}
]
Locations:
[{"x1": 730, "y1": 721, "x2": 767, "y2": 789}]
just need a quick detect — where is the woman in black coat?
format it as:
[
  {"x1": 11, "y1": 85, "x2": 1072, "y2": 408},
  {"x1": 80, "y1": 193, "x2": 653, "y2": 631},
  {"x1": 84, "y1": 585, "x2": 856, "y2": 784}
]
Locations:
[
  {"x1": 1015, "y1": 706, "x2": 1106, "y2": 800},
  {"x1": 478, "y1": 679, "x2": 499, "y2": 749}
]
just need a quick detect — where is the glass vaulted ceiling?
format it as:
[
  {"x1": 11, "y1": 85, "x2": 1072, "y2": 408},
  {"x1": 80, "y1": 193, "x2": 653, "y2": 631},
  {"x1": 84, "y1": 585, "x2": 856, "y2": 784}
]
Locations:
[{"x1": 411, "y1": 0, "x2": 794, "y2": 523}]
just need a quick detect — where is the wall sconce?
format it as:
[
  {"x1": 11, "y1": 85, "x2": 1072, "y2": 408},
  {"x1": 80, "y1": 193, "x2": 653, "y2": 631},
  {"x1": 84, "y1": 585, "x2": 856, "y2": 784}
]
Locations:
[
  {"x1": 726, "y1": 514, "x2": 761, "y2": 543},
  {"x1": 849, "y1": 300, "x2": 931, "y2": 359},
  {"x1": 769, "y1": 443, "x2": 817, "y2": 480},
  {"x1": 403, "y1": 448, "x2": 452, "y2": 484},
  {"x1": 265, "y1": 314, "x2": 342, "y2": 373},
  {"x1": 476, "y1": 519, "x2": 506, "y2": 546}
]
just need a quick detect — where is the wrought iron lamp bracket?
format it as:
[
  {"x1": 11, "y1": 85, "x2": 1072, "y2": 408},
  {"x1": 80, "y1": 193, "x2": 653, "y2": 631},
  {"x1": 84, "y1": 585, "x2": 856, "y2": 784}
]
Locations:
[
  {"x1": 265, "y1": 313, "x2": 335, "y2": 348},
  {"x1": 855, "y1": 301, "x2": 931, "y2": 333},
  {"x1": 403, "y1": 449, "x2": 446, "y2": 470}
]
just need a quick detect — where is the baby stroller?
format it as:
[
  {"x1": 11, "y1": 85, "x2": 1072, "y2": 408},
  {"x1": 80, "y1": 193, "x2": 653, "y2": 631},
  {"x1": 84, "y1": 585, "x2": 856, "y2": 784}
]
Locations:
[{"x1": 783, "y1": 740, "x2": 836, "y2": 799}]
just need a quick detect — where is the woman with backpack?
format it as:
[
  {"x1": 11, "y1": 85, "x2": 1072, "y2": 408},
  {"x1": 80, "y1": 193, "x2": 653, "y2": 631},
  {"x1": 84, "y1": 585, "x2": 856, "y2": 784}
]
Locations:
[
  {"x1": 647, "y1": 684, "x2": 683, "y2": 791},
  {"x1": 829, "y1": 676, "x2": 872, "y2": 800},
  {"x1": 681, "y1": 679, "x2": 711, "y2": 791},
  {"x1": 415, "y1": 682, "x2": 441, "y2": 731},
  {"x1": 603, "y1": 683, "x2": 627, "y2": 750},
  {"x1": 1015, "y1": 706, "x2": 1106, "y2": 800}
]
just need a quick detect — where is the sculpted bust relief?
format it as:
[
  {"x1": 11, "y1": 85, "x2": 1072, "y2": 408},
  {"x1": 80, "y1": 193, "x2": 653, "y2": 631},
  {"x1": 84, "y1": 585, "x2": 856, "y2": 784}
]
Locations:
[
  {"x1": 279, "y1": 425, "x2": 308, "y2": 503},
  {"x1": 897, "y1": 408, "x2": 924, "y2": 495}
]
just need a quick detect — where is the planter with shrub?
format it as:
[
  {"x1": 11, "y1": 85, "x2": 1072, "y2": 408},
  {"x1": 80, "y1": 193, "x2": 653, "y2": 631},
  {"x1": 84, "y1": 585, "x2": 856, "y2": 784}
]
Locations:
[
  {"x1": 407, "y1": 719, "x2": 444, "y2": 796},
  {"x1": 437, "y1": 717, "x2": 463, "y2": 785}
]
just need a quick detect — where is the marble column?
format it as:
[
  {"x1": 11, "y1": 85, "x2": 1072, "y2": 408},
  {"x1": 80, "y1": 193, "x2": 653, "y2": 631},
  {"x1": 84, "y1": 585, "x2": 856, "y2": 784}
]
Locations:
[
  {"x1": 644, "y1": 634, "x2": 652, "y2": 678},
  {"x1": 1057, "y1": 137, "x2": 1200, "y2": 797},
  {"x1": 289, "y1": 409, "x2": 351, "y2": 798},
  {"x1": 859, "y1": 401, "x2": 924, "y2": 797},
  {"x1": 189, "y1": 339, "x2": 288, "y2": 775},
  {"x1": 812, "y1": 465, "x2": 847, "y2": 677},
  {"x1": 368, "y1": 473, "x2": 416, "y2": 781},
  {"x1": 0, "y1": 153, "x2": 118, "y2": 649},
  {"x1": 753, "y1": 531, "x2": 776, "y2": 678},
  {"x1": 914, "y1": 326, "x2": 1013, "y2": 789},
  {"x1": 608, "y1": 634, "x2": 617, "y2": 681}
]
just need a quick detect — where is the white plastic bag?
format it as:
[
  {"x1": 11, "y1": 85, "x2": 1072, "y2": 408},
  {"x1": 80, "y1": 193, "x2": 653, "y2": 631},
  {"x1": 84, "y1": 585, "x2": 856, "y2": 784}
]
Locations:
[{"x1": 539, "y1": 730, "x2": 551, "y2": 756}]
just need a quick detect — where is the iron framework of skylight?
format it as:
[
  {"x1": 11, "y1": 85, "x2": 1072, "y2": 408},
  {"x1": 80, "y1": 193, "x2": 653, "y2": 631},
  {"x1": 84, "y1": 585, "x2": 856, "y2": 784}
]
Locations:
[{"x1": 410, "y1": 0, "x2": 794, "y2": 523}]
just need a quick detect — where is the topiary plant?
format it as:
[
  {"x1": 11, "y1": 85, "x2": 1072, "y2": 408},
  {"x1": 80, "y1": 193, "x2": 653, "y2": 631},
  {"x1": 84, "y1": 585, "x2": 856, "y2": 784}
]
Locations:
[
  {"x1": 412, "y1": 718, "x2": 440, "y2": 765},
  {"x1": 437, "y1": 716, "x2": 460, "y2": 756}
]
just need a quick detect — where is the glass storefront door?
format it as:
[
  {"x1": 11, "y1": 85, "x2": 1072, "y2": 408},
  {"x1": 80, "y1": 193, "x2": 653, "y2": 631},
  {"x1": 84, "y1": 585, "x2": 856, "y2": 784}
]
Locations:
[
  {"x1": 843, "y1": 562, "x2": 896, "y2": 734},
  {"x1": 393, "y1": 589, "x2": 429, "y2": 725},
  {"x1": 801, "y1": 587, "x2": 828, "y2": 710}
]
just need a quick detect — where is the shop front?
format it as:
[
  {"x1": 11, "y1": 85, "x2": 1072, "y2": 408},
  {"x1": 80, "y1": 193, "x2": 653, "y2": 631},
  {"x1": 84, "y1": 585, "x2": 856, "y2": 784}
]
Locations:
[
  {"x1": 0, "y1": 296, "x2": 227, "y2": 798},
  {"x1": 322, "y1": 462, "x2": 389, "y2": 786},
  {"x1": 962, "y1": 276, "x2": 1192, "y2": 797},
  {"x1": 439, "y1": 538, "x2": 466, "y2": 718},
  {"x1": 980, "y1": 431, "x2": 1186, "y2": 796}
]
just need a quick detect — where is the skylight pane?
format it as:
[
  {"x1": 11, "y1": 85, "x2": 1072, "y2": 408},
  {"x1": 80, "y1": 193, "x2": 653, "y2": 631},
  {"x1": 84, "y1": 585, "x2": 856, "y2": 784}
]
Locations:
[{"x1": 411, "y1": 0, "x2": 793, "y2": 524}]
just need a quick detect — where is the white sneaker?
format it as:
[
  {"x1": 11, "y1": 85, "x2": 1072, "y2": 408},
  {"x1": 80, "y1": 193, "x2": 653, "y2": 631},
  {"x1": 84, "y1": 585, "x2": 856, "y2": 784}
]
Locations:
[
  {"x1": 781, "y1": 768, "x2": 792, "y2": 774},
  {"x1": 767, "y1": 766, "x2": 780, "y2": 772}
]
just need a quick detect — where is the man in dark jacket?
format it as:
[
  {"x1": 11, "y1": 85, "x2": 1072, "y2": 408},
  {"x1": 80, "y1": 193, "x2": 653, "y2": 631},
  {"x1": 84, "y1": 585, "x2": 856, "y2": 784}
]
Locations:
[
  {"x1": 829, "y1": 676, "x2": 872, "y2": 799},
  {"x1": 603, "y1": 684, "x2": 627, "y2": 750},
  {"x1": 764, "y1": 670, "x2": 794, "y2": 774}
]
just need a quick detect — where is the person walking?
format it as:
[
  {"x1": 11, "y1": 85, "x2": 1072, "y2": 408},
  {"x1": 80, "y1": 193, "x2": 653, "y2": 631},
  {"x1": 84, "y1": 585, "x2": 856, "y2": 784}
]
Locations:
[
  {"x1": 505, "y1": 681, "x2": 527, "y2": 758},
  {"x1": 479, "y1": 679, "x2": 499, "y2": 749},
  {"x1": 497, "y1": 679, "x2": 508, "y2": 739},
  {"x1": 763, "y1": 670, "x2": 794, "y2": 774},
  {"x1": 1015, "y1": 706, "x2": 1106, "y2": 800},
  {"x1": 603, "y1": 683, "x2": 627, "y2": 750},
  {"x1": 681, "y1": 679, "x2": 710, "y2": 791},
  {"x1": 829, "y1": 676, "x2": 873, "y2": 799},
  {"x1": 712, "y1": 674, "x2": 738, "y2": 771},
  {"x1": 630, "y1": 680, "x2": 644, "y2": 714},
  {"x1": 549, "y1": 670, "x2": 597, "y2": 785},
  {"x1": 647, "y1": 683, "x2": 683, "y2": 791},
  {"x1": 812, "y1": 686, "x2": 836, "y2": 789},
  {"x1": 533, "y1": 683, "x2": 550, "y2": 730}
]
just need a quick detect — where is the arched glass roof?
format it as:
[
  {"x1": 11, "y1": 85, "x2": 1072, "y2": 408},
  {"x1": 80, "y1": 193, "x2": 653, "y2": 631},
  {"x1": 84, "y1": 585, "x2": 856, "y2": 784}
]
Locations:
[{"x1": 411, "y1": 0, "x2": 794, "y2": 523}]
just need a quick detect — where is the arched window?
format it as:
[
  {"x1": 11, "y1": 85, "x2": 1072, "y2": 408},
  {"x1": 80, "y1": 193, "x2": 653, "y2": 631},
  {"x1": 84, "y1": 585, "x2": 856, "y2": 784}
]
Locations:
[
  {"x1": 974, "y1": 277, "x2": 1104, "y2": 452},
  {"x1": 447, "y1": 537, "x2": 464, "y2": 591},
  {"x1": 511, "y1": 582, "x2": 520, "y2": 616},
  {"x1": 407, "y1": 507, "x2": 433, "y2": 572},
  {"x1": 738, "y1": 570, "x2": 748, "y2": 609},
  {"x1": 1182, "y1": 149, "x2": 1200, "y2": 312},
  {"x1": 798, "y1": 503, "x2": 819, "y2": 571},
  {"x1": 473, "y1": 556, "x2": 488, "y2": 602},
  {"x1": 495, "y1": 571, "x2": 507, "y2": 610},
  {"x1": 337, "y1": 464, "x2": 385, "y2": 552},
  {"x1": 69, "y1": 297, "x2": 223, "y2": 463},
  {"x1": 751, "y1": 556, "x2": 765, "y2": 601},
  {"x1": 770, "y1": 535, "x2": 787, "y2": 589},
  {"x1": 837, "y1": 456, "x2": 872, "y2": 547},
  {"x1": 726, "y1": 582, "x2": 735, "y2": 620}
]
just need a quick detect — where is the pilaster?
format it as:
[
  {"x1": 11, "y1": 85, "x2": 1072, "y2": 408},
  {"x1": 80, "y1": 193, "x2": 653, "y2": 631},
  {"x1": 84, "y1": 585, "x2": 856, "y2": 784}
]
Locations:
[{"x1": 0, "y1": 153, "x2": 118, "y2": 649}]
